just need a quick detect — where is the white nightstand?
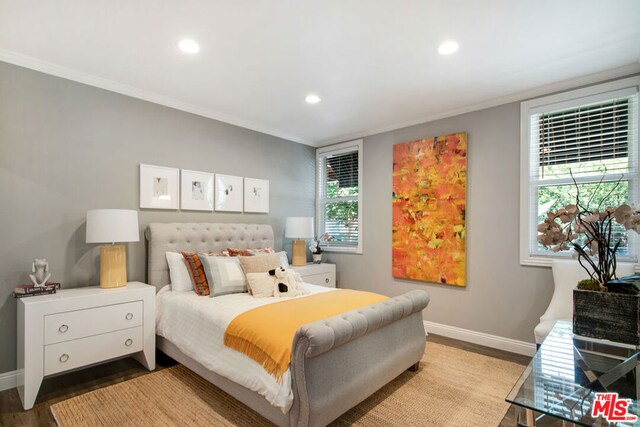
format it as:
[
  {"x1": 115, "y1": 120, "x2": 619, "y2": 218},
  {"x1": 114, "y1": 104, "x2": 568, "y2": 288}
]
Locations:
[
  {"x1": 17, "y1": 281, "x2": 155, "y2": 410},
  {"x1": 294, "y1": 263, "x2": 336, "y2": 288}
]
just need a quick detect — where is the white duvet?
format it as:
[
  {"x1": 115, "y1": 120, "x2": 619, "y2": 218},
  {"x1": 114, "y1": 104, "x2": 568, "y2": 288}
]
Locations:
[{"x1": 155, "y1": 283, "x2": 334, "y2": 413}]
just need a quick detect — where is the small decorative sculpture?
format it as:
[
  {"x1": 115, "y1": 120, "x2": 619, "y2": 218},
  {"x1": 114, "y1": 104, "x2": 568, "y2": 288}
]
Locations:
[{"x1": 29, "y1": 258, "x2": 51, "y2": 287}]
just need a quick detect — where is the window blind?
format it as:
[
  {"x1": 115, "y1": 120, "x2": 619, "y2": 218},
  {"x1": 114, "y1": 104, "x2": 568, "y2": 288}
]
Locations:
[
  {"x1": 528, "y1": 90, "x2": 639, "y2": 259},
  {"x1": 317, "y1": 142, "x2": 362, "y2": 252},
  {"x1": 532, "y1": 94, "x2": 638, "y2": 180}
]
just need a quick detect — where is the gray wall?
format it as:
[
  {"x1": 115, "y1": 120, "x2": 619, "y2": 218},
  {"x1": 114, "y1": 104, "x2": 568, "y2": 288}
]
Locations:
[
  {"x1": 0, "y1": 61, "x2": 315, "y2": 373},
  {"x1": 324, "y1": 102, "x2": 555, "y2": 344}
]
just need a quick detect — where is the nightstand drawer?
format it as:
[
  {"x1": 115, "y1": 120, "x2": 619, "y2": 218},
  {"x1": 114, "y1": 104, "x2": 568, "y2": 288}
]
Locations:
[
  {"x1": 44, "y1": 326, "x2": 143, "y2": 376},
  {"x1": 301, "y1": 273, "x2": 336, "y2": 288},
  {"x1": 44, "y1": 301, "x2": 143, "y2": 345}
]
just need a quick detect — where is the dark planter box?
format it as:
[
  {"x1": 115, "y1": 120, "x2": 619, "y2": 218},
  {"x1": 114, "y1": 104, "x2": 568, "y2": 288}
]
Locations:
[{"x1": 573, "y1": 289, "x2": 640, "y2": 345}]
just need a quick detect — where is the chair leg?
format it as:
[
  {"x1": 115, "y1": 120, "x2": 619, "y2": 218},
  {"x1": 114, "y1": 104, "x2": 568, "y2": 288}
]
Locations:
[{"x1": 407, "y1": 362, "x2": 420, "y2": 372}]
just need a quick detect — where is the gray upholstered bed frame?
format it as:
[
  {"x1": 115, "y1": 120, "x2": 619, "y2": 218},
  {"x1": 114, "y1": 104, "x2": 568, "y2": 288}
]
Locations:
[{"x1": 146, "y1": 223, "x2": 429, "y2": 427}]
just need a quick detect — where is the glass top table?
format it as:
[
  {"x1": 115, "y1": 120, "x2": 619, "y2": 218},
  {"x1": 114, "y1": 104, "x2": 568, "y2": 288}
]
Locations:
[{"x1": 506, "y1": 321, "x2": 640, "y2": 426}]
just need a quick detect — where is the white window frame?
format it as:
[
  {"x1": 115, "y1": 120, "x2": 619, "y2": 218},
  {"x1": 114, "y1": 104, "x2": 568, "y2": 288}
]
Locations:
[
  {"x1": 520, "y1": 76, "x2": 640, "y2": 267},
  {"x1": 316, "y1": 139, "x2": 363, "y2": 254}
]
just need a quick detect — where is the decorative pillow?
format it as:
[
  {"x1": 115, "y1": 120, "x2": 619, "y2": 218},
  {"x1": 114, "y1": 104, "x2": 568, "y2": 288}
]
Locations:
[
  {"x1": 181, "y1": 252, "x2": 210, "y2": 296},
  {"x1": 238, "y1": 253, "x2": 283, "y2": 274},
  {"x1": 166, "y1": 252, "x2": 193, "y2": 292},
  {"x1": 227, "y1": 247, "x2": 288, "y2": 266},
  {"x1": 245, "y1": 272, "x2": 275, "y2": 298},
  {"x1": 226, "y1": 248, "x2": 252, "y2": 256},
  {"x1": 276, "y1": 251, "x2": 289, "y2": 268},
  {"x1": 200, "y1": 254, "x2": 248, "y2": 296},
  {"x1": 247, "y1": 247, "x2": 275, "y2": 255}
]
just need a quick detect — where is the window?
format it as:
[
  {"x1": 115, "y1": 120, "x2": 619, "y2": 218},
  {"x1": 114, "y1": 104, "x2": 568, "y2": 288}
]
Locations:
[
  {"x1": 316, "y1": 140, "x2": 363, "y2": 253},
  {"x1": 520, "y1": 77, "x2": 640, "y2": 266}
]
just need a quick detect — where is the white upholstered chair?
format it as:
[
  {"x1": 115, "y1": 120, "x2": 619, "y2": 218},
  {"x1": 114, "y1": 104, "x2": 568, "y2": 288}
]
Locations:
[{"x1": 534, "y1": 258, "x2": 636, "y2": 345}]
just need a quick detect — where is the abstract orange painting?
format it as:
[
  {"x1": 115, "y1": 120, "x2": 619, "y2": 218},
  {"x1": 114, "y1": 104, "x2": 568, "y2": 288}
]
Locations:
[{"x1": 392, "y1": 132, "x2": 467, "y2": 286}]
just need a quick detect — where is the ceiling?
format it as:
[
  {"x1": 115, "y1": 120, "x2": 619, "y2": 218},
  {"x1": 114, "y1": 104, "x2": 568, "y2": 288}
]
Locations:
[{"x1": 1, "y1": 1, "x2": 639, "y2": 146}]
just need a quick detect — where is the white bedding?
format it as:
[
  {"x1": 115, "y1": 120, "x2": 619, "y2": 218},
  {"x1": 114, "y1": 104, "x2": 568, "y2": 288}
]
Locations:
[{"x1": 155, "y1": 283, "x2": 335, "y2": 413}]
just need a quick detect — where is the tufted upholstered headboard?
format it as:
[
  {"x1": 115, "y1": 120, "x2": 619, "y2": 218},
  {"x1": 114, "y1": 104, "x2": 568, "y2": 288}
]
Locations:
[{"x1": 145, "y1": 223, "x2": 275, "y2": 290}]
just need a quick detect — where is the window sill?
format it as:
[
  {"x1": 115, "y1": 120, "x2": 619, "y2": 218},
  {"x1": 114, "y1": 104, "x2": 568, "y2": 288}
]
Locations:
[
  {"x1": 520, "y1": 256, "x2": 553, "y2": 268},
  {"x1": 521, "y1": 255, "x2": 640, "y2": 272}
]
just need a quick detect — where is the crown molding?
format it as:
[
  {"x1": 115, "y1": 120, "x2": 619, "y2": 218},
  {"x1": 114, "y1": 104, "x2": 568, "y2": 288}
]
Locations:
[
  {"x1": 2, "y1": 49, "x2": 638, "y2": 149},
  {"x1": 0, "y1": 49, "x2": 311, "y2": 146},
  {"x1": 317, "y1": 62, "x2": 640, "y2": 146}
]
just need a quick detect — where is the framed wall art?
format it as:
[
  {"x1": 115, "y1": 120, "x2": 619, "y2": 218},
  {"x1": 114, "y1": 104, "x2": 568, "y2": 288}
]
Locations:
[
  {"x1": 140, "y1": 164, "x2": 180, "y2": 209},
  {"x1": 214, "y1": 174, "x2": 243, "y2": 212},
  {"x1": 392, "y1": 132, "x2": 467, "y2": 287},
  {"x1": 181, "y1": 169, "x2": 214, "y2": 211},
  {"x1": 244, "y1": 178, "x2": 269, "y2": 213}
]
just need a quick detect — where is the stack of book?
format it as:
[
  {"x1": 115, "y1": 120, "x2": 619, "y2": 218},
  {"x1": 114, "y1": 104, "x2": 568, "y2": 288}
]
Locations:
[{"x1": 14, "y1": 282, "x2": 61, "y2": 298}]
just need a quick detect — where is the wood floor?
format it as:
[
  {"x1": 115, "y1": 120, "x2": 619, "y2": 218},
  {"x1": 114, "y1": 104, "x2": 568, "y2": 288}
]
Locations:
[{"x1": 0, "y1": 335, "x2": 531, "y2": 427}]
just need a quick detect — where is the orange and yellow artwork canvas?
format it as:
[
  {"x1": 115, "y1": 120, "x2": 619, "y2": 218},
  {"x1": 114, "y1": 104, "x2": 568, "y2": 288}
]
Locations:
[{"x1": 392, "y1": 132, "x2": 467, "y2": 286}]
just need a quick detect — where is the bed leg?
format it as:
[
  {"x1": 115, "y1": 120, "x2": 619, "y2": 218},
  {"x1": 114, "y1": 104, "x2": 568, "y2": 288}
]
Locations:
[{"x1": 407, "y1": 362, "x2": 420, "y2": 372}]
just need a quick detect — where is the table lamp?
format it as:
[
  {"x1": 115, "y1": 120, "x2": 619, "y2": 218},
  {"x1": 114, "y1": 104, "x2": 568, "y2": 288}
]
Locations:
[
  {"x1": 285, "y1": 217, "x2": 314, "y2": 266},
  {"x1": 86, "y1": 209, "x2": 140, "y2": 288}
]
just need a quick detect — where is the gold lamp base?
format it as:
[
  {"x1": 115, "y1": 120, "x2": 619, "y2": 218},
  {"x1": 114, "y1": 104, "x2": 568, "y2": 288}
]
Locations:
[
  {"x1": 100, "y1": 244, "x2": 128, "y2": 288},
  {"x1": 291, "y1": 240, "x2": 307, "y2": 266}
]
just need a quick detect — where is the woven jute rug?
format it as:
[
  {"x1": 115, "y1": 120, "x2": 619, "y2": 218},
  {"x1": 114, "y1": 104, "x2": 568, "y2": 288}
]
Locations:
[{"x1": 50, "y1": 342, "x2": 524, "y2": 427}]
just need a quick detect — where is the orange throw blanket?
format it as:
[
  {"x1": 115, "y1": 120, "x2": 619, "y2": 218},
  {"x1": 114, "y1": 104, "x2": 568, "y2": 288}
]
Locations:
[{"x1": 224, "y1": 290, "x2": 389, "y2": 382}]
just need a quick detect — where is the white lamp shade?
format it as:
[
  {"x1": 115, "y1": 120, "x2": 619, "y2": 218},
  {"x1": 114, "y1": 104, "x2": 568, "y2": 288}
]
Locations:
[
  {"x1": 86, "y1": 209, "x2": 140, "y2": 243},
  {"x1": 285, "y1": 217, "x2": 314, "y2": 239}
]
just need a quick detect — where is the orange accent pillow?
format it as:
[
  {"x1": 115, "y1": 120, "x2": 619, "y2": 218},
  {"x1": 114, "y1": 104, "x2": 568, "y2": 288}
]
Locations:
[
  {"x1": 226, "y1": 248, "x2": 253, "y2": 256},
  {"x1": 227, "y1": 247, "x2": 275, "y2": 256},
  {"x1": 181, "y1": 252, "x2": 210, "y2": 296},
  {"x1": 248, "y1": 247, "x2": 275, "y2": 255}
]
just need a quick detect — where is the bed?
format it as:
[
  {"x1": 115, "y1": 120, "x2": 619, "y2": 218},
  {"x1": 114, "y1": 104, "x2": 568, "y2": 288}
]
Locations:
[{"x1": 146, "y1": 222, "x2": 430, "y2": 427}]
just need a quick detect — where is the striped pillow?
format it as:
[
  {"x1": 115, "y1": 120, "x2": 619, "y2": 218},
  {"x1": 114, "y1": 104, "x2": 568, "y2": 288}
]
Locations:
[
  {"x1": 247, "y1": 247, "x2": 275, "y2": 255},
  {"x1": 200, "y1": 254, "x2": 248, "y2": 297},
  {"x1": 226, "y1": 248, "x2": 253, "y2": 256},
  {"x1": 227, "y1": 247, "x2": 275, "y2": 256},
  {"x1": 181, "y1": 252, "x2": 210, "y2": 296}
]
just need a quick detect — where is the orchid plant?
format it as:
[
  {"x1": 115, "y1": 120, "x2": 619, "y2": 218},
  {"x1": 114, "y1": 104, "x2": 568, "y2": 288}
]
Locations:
[
  {"x1": 537, "y1": 174, "x2": 640, "y2": 291},
  {"x1": 309, "y1": 233, "x2": 333, "y2": 254}
]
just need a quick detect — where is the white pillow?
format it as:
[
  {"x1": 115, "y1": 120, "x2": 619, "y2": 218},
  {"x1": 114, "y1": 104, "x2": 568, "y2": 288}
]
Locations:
[
  {"x1": 166, "y1": 252, "x2": 193, "y2": 292},
  {"x1": 200, "y1": 254, "x2": 248, "y2": 297},
  {"x1": 246, "y1": 272, "x2": 275, "y2": 298},
  {"x1": 277, "y1": 251, "x2": 289, "y2": 268}
]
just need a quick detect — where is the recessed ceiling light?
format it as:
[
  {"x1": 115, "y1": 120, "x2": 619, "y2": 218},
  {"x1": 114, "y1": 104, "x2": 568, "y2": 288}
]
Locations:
[
  {"x1": 305, "y1": 94, "x2": 321, "y2": 104},
  {"x1": 438, "y1": 40, "x2": 459, "y2": 55},
  {"x1": 178, "y1": 39, "x2": 200, "y2": 54}
]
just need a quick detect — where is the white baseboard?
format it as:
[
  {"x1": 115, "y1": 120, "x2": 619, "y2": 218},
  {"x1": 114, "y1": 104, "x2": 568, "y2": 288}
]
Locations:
[
  {"x1": 0, "y1": 369, "x2": 20, "y2": 392},
  {"x1": 424, "y1": 321, "x2": 536, "y2": 357}
]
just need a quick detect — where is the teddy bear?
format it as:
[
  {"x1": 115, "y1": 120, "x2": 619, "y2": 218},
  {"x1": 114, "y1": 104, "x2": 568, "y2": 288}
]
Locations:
[{"x1": 268, "y1": 267, "x2": 309, "y2": 298}]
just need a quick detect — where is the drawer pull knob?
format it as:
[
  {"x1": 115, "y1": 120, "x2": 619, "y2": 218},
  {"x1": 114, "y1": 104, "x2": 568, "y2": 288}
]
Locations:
[
  {"x1": 59, "y1": 354, "x2": 69, "y2": 363},
  {"x1": 125, "y1": 338, "x2": 133, "y2": 346},
  {"x1": 325, "y1": 278, "x2": 330, "y2": 284},
  {"x1": 125, "y1": 313, "x2": 133, "y2": 320},
  {"x1": 59, "y1": 324, "x2": 69, "y2": 333}
]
